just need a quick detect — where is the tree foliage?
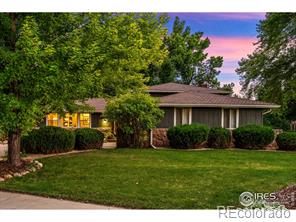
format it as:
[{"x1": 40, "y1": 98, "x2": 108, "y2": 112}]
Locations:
[
  {"x1": 236, "y1": 13, "x2": 296, "y2": 112},
  {"x1": 145, "y1": 16, "x2": 223, "y2": 88},
  {"x1": 105, "y1": 93, "x2": 164, "y2": 148},
  {"x1": 0, "y1": 13, "x2": 167, "y2": 165},
  {"x1": 80, "y1": 13, "x2": 168, "y2": 97},
  {"x1": 218, "y1": 83, "x2": 235, "y2": 94}
]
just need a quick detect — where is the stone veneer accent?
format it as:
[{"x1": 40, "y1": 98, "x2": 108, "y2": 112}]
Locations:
[{"x1": 152, "y1": 128, "x2": 169, "y2": 147}]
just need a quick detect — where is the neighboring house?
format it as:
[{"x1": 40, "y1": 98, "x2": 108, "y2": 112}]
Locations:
[{"x1": 45, "y1": 82, "x2": 279, "y2": 146}]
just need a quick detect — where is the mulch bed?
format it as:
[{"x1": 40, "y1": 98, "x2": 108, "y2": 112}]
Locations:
[
  {"x1": 0, "y1": 160, "x2": 30, "y2": 178},
  {"x1": 272, "y1": 185, "x2": 296, "y2": 209}
]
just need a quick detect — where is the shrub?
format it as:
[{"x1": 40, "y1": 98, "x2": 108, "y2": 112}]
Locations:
[
  {"x1": 276, "y1": 132, "x2": 296, "y2": 151},
  {"x1": 105, "y1": 93, "x2": 164, "y2": 148},
  {"x1": 21, "y1": 126, "x2": 75, "y2": 154},
  {"x1": 233, "y1": 124, "x2": 274, "y2": 149},
  {"x1": 263, "y1": 113, "x2": 291, "y2": 131},
  {"x1": 75, "y1": 128, "x2": 104, "y2": 150},
  {"x1": 167, "y1": 124, "x2": 209, "y2": 149},
  {"x1": 207, "y1": 127, "x2": 231, "y2": 149}
]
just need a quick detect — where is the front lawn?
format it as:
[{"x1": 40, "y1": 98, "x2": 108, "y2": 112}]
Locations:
[{"x1": 1, "y1": 149, "x2": 296, "y2": 209}]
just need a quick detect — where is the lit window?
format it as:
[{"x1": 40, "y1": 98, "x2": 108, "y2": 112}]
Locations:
[
  {"x1": 61, "y1": 113, "x2": 78, "y2": 128},
  {"x1": 176, "y1": 108, "x2": 191, "y2": 125},
  {"x1": 80, "y1": 113, "x2": 90, "y2": 128},
  {"x1": 47, "y1": 113, "x2": 59, "y2": 126}
]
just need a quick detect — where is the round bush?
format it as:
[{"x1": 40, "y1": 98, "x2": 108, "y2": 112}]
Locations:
[
  {"x1": 207, "y1": 127, "x2": 231, "y2": 149},
  {"x1": 276, "y1": 132, "x2": 296, "y2": 151},
  {"x1": 167, "y1": 124, "x2": 209, "y2": 149},
  {"x1": 21, "y1": 126, "x2": 75, "y2": 154},
  {"x1": 233, "y1": 124, "x2": 274, "y2": 149},
  {"x1": 75, "y1": 128, "x2": 104, "y2": 150}
]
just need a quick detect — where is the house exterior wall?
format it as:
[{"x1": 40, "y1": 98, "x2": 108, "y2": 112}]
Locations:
[
  {"x1": 239, "y1": 108, "x2": 263, "y2": 126},
  {"x1": 192, "y1": 108, "x2": 221, "y2": 127},
  {"x1": 157, "y1": 107, "x2": 174, "y2": 128},
  {"x1": 91, "y1": 113, "x2": 100, "y2": 128},
  {"x1": 156, "y1": 107, "x2": 264, "y2": 129}
]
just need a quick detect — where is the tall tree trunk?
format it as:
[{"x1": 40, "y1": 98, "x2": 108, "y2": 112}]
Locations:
[
  {"x1": 8, "y1": 130, "x2": 22, "y2": 166},
  {"x1": 7, "y1": 13, "x2": 21, "y2": 166}
]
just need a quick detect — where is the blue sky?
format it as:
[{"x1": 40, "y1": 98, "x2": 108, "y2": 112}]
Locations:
[{"x1": 166, "y1": 13, "x2": 266, "y2": 93}]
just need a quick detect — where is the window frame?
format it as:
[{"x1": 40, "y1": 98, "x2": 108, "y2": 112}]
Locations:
[
  {"x1": 173, "y1": 107, "x2": 192, "y2": 126},
  {"x1": 221, "y1": 108, "x2": 239, "y2": 129},
  {"x1": 46, "y1": 113, "x2": 59, "y2": 127},
  {"x1": 61, "y1": 113, "x2": 78, "y2": 128},
  {"x1": 79, "y1": 113, "x2": 91, "y2": 128}
]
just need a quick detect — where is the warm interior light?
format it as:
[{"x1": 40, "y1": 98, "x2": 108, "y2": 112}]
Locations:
[
  {"x1": 100, "y1": 118, "x2": 110, "y2": 128},
  {"x1": 80, "y1": 113, "x2": 90, "y2": 128}
]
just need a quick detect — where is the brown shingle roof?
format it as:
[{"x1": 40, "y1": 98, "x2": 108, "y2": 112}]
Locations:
[
  {"x1": 148, "y1": 82, "x2": 231, "y2": 94},
  {"x1": 84, "y1": 98, "x2": 106, "y2": 112},
  {"x1": 79, "y1": 83, "x2": 279, "y2": 112},
  {"x1": 159, "y1": 91, "x2": 280, "y2": 108}
]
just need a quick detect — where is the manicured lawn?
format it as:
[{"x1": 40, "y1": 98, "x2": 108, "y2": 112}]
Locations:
[{"x1": 1, "y1": 149, "x2": 296, "y2": 209}]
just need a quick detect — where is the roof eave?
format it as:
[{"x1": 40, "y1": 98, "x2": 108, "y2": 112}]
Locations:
[
  {"x1": 147, "y1": 90, "x2": 184, "y2": 93},
  {"x1": 159, "y1": 103, "x2": 281, "y2": 109}
]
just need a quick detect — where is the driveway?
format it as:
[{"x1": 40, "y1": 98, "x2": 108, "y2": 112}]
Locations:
[{"x1": 0, "y1": 191, "x2": 120, "y2": 209}]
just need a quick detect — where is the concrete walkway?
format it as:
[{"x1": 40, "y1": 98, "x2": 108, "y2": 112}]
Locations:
[{"x1": 0, "y1": 191, "x2": 120, "y2": 209}]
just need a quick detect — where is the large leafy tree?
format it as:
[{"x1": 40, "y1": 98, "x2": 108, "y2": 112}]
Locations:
[
  {"x1": 236, "y1": 13, "x2": 296, "y2": 113},
  {"x1": 81, "y1": 13, "x2": 168, "y2": 97},
  {"x1": 146, "y1": 16, "x2": 223, "y2": 87},
  {"x1": 0, "y1": 13, "x2": 167, "y2": 166}
]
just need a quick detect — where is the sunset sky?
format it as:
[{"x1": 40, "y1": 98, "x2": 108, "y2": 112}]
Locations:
[{"x1": 167, "y1": 13, "x2": 266, "y2": 93}]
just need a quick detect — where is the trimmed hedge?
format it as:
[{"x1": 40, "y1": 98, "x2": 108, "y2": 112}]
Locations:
[
  {"x1": 207, "y1": 127, "x2": 231, "y2": 149},
  {"x1": 276, "y1": 132, "x2": 296, "y2": 151},
  {"x1": 75, "y1": 128, "x2": 104, "y2": 150},
  {"x1": 233, "y1": 124, "x2": 274, "y2": 149},
  {"x1": 167, "y1": 124, "x2": 209, "y2": 149},
  {"x1": 21, "y1": 126, "x2": 75, "y2": 154}
]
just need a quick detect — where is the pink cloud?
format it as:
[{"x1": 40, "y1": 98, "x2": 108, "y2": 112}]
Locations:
[
  {"x1": 206, "y1": 36, "x2": 258, "y2": 61},
  {"x1": 169, "y1": 13, "x2": 266, "y2": 21},
  {"x1": 204, "y1": 13, "x2": 266, "y2": 20},
  {"x1": 206, "y1": 36, "x2": 259, "y2": 94}
]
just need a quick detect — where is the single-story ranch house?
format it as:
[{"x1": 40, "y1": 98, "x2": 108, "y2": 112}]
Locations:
[{"x1": 45, "y1": 82, "x2": 280, "y2": 147}]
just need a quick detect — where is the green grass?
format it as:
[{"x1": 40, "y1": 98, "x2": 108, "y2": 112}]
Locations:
[{"x1": 1, "y1": 149, "x2": 296, "y2": 209}]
